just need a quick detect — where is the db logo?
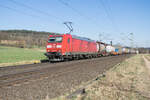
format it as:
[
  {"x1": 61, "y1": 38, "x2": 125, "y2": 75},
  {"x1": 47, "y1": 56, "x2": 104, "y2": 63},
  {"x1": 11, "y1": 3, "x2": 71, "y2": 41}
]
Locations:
[{"x1": 53, "y1": 44, "x2": 56, "y2": 48}]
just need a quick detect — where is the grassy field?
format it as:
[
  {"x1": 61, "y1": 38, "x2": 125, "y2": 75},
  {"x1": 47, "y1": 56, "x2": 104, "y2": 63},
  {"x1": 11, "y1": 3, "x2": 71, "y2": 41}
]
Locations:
[
  {"x1": 52, "y1": 54, "x2": 150, "y2": 100},
  {"x1": 0, "y1": 46, "x2": 47, "y2": 66}
]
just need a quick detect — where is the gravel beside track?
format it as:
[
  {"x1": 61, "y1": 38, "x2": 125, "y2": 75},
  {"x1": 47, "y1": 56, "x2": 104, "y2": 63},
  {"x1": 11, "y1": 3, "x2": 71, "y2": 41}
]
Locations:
[{"x1": 0, "y1": 55, "x2": 133, "y2": 100}]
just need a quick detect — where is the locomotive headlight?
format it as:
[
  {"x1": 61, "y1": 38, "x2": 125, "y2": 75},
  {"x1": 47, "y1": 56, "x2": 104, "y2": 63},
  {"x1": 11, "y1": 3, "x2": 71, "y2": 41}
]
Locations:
[
  {"x1": 56, "y1": 45, "x2": 62, "y2": 48},
  {"x1": 47, "y1": 45, "x2": 52, "y2": 48}
]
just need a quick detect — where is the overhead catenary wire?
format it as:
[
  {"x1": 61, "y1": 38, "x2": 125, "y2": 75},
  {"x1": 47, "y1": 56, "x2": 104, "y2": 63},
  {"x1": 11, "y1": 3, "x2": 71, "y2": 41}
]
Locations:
[
  {"x1": 8, "y1": 0, "x2": 88, "y2": 34},
  {"x1": 58, "y1": 0, "x2": 109, "y2": 39},
  {"x1": 96, "y1": 0, "x2": 125, "y2": 46},
  {"x1": 0, "y1": 3, "x2": 65, "y2": 29},
  {"x1": 98, "y1": 0, "x2": 123, "y2": 42},
  {"x1": 98, "y1": 0, "x2": 119, "y2": 32},
  {"x1": 57, "y1": 0, "x2": 92, "y2": 21},
  {"x1": 57, "y1": 0, "x2": 102, "y2": 27},
  {"x1": 0, "y1": 4, "x2": 42, "y2": 19},
  {"x1": 7, "y1": 0, "x2": 64, "y2": 21},
  {"x1": 4, "y1": 0, "x2": 123, "y2": 45},
  {"x1": 0, "y1": 4, "x2": 67, "y2": 34},
  {"x1": 8, "y1": 0, "x2": 105, "y2": 35}
]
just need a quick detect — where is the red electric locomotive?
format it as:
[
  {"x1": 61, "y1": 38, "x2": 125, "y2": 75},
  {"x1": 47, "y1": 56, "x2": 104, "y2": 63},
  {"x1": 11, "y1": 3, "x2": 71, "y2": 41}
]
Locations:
[{"x1": 45, "y1": 34, "x2": 98, "y2": 61}]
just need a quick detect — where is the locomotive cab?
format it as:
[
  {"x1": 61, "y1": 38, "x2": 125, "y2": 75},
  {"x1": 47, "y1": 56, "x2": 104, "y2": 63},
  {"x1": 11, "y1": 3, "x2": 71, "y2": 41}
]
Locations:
[
  {"x1": 47, "y1": 36, "x2": 63, "y2": 53},
  {"x1": 45, "y1": 34, "x2": 72, "y2": 61}
]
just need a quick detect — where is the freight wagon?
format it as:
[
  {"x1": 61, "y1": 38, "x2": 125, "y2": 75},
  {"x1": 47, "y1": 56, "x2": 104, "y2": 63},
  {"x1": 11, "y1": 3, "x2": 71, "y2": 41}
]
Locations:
[
  {"x1": 106, "y1": 45, "x2": 116, "y2": 55},
  {"x1": 96, "y1": 41, "x2": 107, "y2": 56},
  {"x1": 114, "y1": 45, "x2": 123, "y2": 55}
]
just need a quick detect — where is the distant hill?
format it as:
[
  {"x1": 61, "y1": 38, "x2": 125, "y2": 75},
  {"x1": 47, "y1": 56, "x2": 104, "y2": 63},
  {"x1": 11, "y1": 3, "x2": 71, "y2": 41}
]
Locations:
[
  {"x1": 0, "y1": 29, "x2": 59, "y2": 48},
  {"x1": 0, "y1": 29, "x2": 59, "y2": 36},
  {"x1": 138, "y1": 47, "x2": 150, "y2": 53}
]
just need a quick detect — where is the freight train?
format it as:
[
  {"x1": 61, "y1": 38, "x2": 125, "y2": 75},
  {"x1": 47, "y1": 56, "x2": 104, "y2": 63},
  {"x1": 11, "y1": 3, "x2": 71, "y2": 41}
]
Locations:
[{"x1": 44, "y1": 34, "x2": 137, "y2": 62}]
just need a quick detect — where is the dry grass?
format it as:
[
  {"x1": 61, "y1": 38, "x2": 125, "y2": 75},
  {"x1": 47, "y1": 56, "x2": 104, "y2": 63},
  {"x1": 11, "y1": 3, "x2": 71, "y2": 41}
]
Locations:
[
  {"x1": 0, "y1": 60, "x2": 41, "y2": 67},
  {"x1": 51, "y1": 54, "x2": 150, "y2": 100},
  {"x1": 83, "y1": 54, "x2": 150, "y2": 100},
  {"x1": 145, "y1": 54, "x2": 150, "y2": 61}
]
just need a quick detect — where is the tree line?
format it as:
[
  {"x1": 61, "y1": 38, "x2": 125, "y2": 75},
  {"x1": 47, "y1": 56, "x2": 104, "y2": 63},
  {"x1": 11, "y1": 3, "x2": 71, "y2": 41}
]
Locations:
[{"x1": 0, "y1": 30, "x2": 59, "y2": 48}]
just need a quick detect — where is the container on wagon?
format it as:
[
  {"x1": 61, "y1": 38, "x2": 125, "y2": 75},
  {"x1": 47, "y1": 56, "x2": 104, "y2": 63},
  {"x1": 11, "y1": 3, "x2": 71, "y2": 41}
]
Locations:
[
  {"x1": 114, "y1": 45, "x2": 123, "y2": 55},
  {"x1": 122, "y1": 48, "x2": 127, "y2": 54},
  {"x1": 106, "y1": 45, "x2": 115, "y2": 53}
]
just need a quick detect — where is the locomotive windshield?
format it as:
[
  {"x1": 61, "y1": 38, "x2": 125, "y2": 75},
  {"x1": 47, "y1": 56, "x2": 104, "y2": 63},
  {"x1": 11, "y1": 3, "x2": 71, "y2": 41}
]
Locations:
[{"x1": 48, "y1": 37, "x2": 62, "y2": 43}]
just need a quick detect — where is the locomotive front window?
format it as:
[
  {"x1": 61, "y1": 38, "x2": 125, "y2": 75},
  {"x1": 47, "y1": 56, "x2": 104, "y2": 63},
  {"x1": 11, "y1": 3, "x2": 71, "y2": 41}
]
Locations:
[{"x1": 48, "y1": 37, "x2": 62, "y2": 43}]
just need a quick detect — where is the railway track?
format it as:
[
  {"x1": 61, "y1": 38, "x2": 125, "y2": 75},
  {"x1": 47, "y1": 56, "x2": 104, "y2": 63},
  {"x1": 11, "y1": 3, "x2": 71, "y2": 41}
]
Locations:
[
  {"x1": 0, "y1": 54, "x2": 133, "y2": 100},
  {"x1": 0, "y1": 63, "x2": 84, "y2": 88},
  {"x1": 0, "y1": 56, "x2": 110, "y2": 88}
]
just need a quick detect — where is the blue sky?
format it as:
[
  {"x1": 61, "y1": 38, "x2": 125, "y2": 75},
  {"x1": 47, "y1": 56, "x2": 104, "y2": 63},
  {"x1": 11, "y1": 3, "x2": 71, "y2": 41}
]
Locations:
[{"x1": 0, "y1": 0, "x2": 150, "y2": 47}]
